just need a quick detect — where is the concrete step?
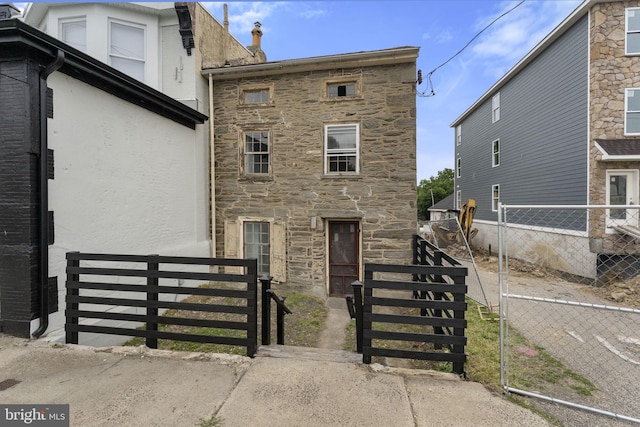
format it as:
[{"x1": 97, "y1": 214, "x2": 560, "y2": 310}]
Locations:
[{"x1": 257, "y1": 344, "x2": 361, "y2": 364}]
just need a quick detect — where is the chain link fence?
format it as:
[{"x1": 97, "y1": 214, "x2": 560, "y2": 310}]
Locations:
[{"x1": 499, "y1": 205, "x2": 640, "y2": 423}]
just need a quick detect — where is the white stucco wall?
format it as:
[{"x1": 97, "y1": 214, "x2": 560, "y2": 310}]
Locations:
[{"x1": 43, "y1": 72, "x2": 210, "y2": 343}]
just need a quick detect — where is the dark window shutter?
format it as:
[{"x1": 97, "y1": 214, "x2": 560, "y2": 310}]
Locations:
[{"x1": 47, "y1": 149, "x2": 54, "y2": 179}]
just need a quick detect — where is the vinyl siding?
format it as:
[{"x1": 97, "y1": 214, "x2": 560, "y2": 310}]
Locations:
[{"x1": 455, "y1": 15, "x2": 588, "y2": 229}]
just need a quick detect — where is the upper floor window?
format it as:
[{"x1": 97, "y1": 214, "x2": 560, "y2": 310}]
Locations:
[
  {"x1": 492, "y1": 184, "x2": 500, "y2": 212},
  {"x1": 328, "y1": 82, "x2": 356, "y2": 98},
  {"x1": 456, "y1": 158, "x2": 461, "y2": 178},
  {"x1": 239, "y1": 85, "x2": 273, "y2": 106},
  {"x1": 323, "y1": 77, "x2": 360, "y2": 100},
  {"x1": 244, "y1": 131, "x2": 270, "y2": 175},
  {"x1": 492, "y1": 92, "x2": 501, "y2": 123},
  {"x1": 325, "y1": 124, "x2": 359, "y2": 174},
  {"x1": 455, "y1": 125, "x2": 461, "y2": 146},
  {"x1": 625, "y1": 88, "x2": 640, "y2": 135},
  {"x1": 60, "y1": 18, "x2": 86, "y2": 52},
  {"x1": 456, "y1": 190, "x2": 461, "y2": 210},
  {"x1": 492, "y1": 139, "x2": 500, "y2": 167},
  {"x1": 626, "y1": 8, "x2": 640, "y2": 55},
  {"x1": 109, "y1": 20, "x2": 145, "y2": 81}
]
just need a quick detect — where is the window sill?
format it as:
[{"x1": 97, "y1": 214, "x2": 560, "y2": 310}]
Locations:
[
  {"x1": 322, "y1": 174, "x2": 361, "y2": 179},
  {"x1": 320, "y1": 96, "x2": 363, "y2": 102},
  {"x1": 239, "y1": 175, "x2": 273, "y2": 182},
  {"x1": 238, "y1": 103, "x2": 275, "y2": 109}
]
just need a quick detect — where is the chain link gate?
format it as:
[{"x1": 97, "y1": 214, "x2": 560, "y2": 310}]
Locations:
[{"x1": 498, "y1": 205, "x2": 640, "y2": 424}]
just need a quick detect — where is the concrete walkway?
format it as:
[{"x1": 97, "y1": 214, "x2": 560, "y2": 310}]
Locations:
[{"x1": 0, "y1": 335, "x2": 549, "y2": 426}]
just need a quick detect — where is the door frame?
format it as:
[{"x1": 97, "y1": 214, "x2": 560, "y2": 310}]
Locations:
[
  {"x1": 606, "y1": 169, "x2": 640, "y2": 232},
  {"x1": 326, "y1": 219, "x2": 362, "y2": 296}
]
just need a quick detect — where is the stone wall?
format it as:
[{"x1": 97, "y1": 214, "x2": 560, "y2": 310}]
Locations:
[
  {"x1": 212, "y1": 61, "x2": 417, "y2": 294},
  {"x1": 589, "y1": 1, "x2": 640, "y2": 252}
]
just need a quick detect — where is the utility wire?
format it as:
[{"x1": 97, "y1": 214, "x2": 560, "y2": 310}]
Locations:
[{"x1": 419, "y1": 0, "x2": 525, "y2": 97}]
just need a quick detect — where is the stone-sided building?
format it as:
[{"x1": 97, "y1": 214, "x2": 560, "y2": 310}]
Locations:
[{"x1": 203, "y1": 46, "x2": 420, "y2": 296}]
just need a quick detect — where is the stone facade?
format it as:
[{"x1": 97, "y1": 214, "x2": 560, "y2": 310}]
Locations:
[
  {"x1": 589, "y1": 1, "x2": 640, "y2": 252},
  {"x1": 209, "y1": 48, "x2": 419, "y2": 295}
]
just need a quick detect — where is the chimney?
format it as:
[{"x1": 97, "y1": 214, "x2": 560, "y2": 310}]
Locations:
[
  {"x1": 251, "y1": 21, "x2": 262, "y2": 48},
  {"x1": 223, "y1": 4, "x2": 229, "y2": 33},
  {"x1": 0, "y1": 4, "x2": 21, "y2": 20}
]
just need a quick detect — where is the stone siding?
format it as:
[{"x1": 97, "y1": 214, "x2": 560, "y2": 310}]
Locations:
[
  {"x1": 589, "y1": 1, "x2": 640, "y2": 252},
  {"x1": 212, "y1": 62, "x2": 417, "y2": 294}
]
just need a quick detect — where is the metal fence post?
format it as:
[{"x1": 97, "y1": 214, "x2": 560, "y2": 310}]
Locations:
[
  {"x1": 351, "y1": 280, "x2": 364, "y2": 354},
  {"x1": 146, "y1": 255, "x2": 159, "y2": 349},
  {"x1": 260, "y1": 275, "x2": 272, "y2": 346},
  {"x1": 277, "y1": 296, "x2": 286, "y2": 345},
  {"x1": 65, "y1": 252, "x2": 80, "y2": 345}
]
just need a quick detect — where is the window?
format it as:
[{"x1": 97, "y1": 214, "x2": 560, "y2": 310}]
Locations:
[
  {"x1": 455, "y1": 125, "x2": 461, "y2": 146},
  {"x1": 60, "y1": 18, "x2": 86, "y2": 52},
  {"x1": 626, "y1": 8, "x2": 640, "y2": 55},
  {"x1": 244, "y1": 222, "x2": 270, "y2": 275},
  {"x1": 492, "y1": 184, "x2": 500, "y2": 212},
  {"x1": 492, "y1": 92, "x2": 501, "y2": 123},
  {"x1": 109, "y1": 20, "x2": 145, "y2": 81},
  {"x1": 244, "y1": 131, "x2": 270, "y2": 175},
  {"x1": 243, "y1": 89, "x2": 270, "y2": 104},
  {"x1": 492, "y1": 139, "x2": 500, "y2": 167},
  {"x1": 325, "y1": 124, "x2": 359, "y2": 174},
  {"x1": 606, "y1": 170, "x2": 639, "y2": 229},
  {"x1": 327, "y1": 82, "x2": 356, "y2": 98},
  {"x1": 456, "y1": 190, "x2": 461, "y2": 211},
  {"x1": 456, "y1": 158, "x2": 461, "y2": 178},
  {"x1": 626, "y1": 88, "x2": 640, "y2": 135}
]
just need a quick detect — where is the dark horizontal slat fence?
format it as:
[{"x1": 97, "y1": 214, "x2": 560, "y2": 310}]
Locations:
[
  {"x1": 65, "y1": 252, "x2": 258, "y2": 356},
  {"x1": 359, "y1": 256, "x2": 468, "y2": 375}
]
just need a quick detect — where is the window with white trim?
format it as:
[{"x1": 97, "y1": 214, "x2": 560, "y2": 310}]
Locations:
[
  {"x1": 492, "y1": 139, "x2": 500, "y2": 167},
  {"x1": 324, "y1": 124, "x2": 359, "y2": 174},
  {"x1": 606, "y1": 169, "x2": 639, "y2": 230},
  {"x1": 244, "y1": 131, "x2": 270, "y2": 175},
  {"x1": 456, "y1": 190, "x2": 461, "y2": 211},
  {"x1": 60, "y1": 18, "x2": 86, "y2": 52},
  {"x1": 625, "y1": 88, "x2": 640, "y2": 135},
  {"x1": 455, "y1": 125, "x2": 461, "y2": 146},
  {"x1": 492, "y1": 92, "x2": 501, "y2": 123},
  {"x1": 244, "y1": 222, "x2": 270, "y2": 275},
  {"x1": 492, "y1": 184, "x2": 500, "y2": 212},
  {"x1": 456, "y1": 158, "x2": 461, "y2": 178},
  {"x1": 626, "y1": 8, "x2": 640, "y2": 55},
  {"x1": 109, "y1": 20, "x2": 145, "y2": 81}
]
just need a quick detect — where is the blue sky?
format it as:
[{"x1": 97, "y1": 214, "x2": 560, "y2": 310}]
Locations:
[
  {"x1": 204, "y1": 0, "x2": 583, "y2": 183},
  {"x1": 17, "y1": 1, "x2": 583, "y2": 182}
]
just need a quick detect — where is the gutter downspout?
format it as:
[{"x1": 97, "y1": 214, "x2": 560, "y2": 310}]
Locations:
[
  {"x1": 208, "y1": 73, "x2": 216, "y2": 258},
  {"x1": 33, "y1": 50, "x2": 64, "y2": 338}
]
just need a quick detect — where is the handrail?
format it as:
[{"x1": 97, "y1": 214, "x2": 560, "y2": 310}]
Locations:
[{"x1": 266, "y1": 289, "x2": 292, "y2": 314}]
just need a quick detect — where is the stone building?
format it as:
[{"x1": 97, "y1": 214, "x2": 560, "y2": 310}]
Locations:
[{"x1": 203, "y1": 46, "x2": 420, "y2": 296}]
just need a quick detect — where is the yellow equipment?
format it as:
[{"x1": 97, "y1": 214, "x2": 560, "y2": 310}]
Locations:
[{"x1": 459, "y1": 199, "x2": 477, "y2": 243}]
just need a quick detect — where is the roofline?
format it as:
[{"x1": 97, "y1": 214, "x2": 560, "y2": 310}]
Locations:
[
  {"x1": 0, "y1": 19, "x2": 207, "y2": 129},
  {"x1": 450, "y1": 0, "x2": 602, "y2": 127},
  {"x1": 202, "y1": 47, "x2": 420, "y2": 80}
]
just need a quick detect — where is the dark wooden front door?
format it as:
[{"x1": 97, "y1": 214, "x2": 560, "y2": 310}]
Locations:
[{"x1": 329, "y1": 221, "x2": 359, "y2": 296}]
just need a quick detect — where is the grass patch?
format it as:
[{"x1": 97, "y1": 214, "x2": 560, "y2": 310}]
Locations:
[
  {"x1": 342, "y1": 297, "x2": 596, "y2": 399},
  {"x1": 123, "y1": 285, "x2": 327, "y2": 354}
]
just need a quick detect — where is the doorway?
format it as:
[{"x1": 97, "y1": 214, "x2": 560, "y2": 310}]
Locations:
[{"x1": 328, "y1": 221, "x2": 360, "y2": 296}]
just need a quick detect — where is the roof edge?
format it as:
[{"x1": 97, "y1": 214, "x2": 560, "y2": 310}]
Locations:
[
  {"x1": 450, "y1": 0, "x2": 599, "y2": 128},
  {"x1": 202, "y1": 46, "x2": 420, "y2": 79}
]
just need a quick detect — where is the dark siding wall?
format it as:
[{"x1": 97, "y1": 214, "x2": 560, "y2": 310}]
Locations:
[
  {"x1": 0, "y1": 59, "x2": 40, "y2": 337},
  {"x1": 456, "y1": 15, "x2": 589, "y2": 227}
]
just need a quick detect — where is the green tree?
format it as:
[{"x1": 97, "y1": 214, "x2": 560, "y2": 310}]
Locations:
[{"x1": 417, "y1": 168, "x2": 454, "y2": 220}]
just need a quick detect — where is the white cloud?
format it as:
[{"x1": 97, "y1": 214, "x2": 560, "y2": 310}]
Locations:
[
  {"x1": 436, "y1": 30, "x2": 453, "y2": 44},
  {"x1": 470, "y1": 0, "x2": 582, "y2": 78},
  {"x1": 299, "y1": 9, "x2": 326, "y2": 19}
]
